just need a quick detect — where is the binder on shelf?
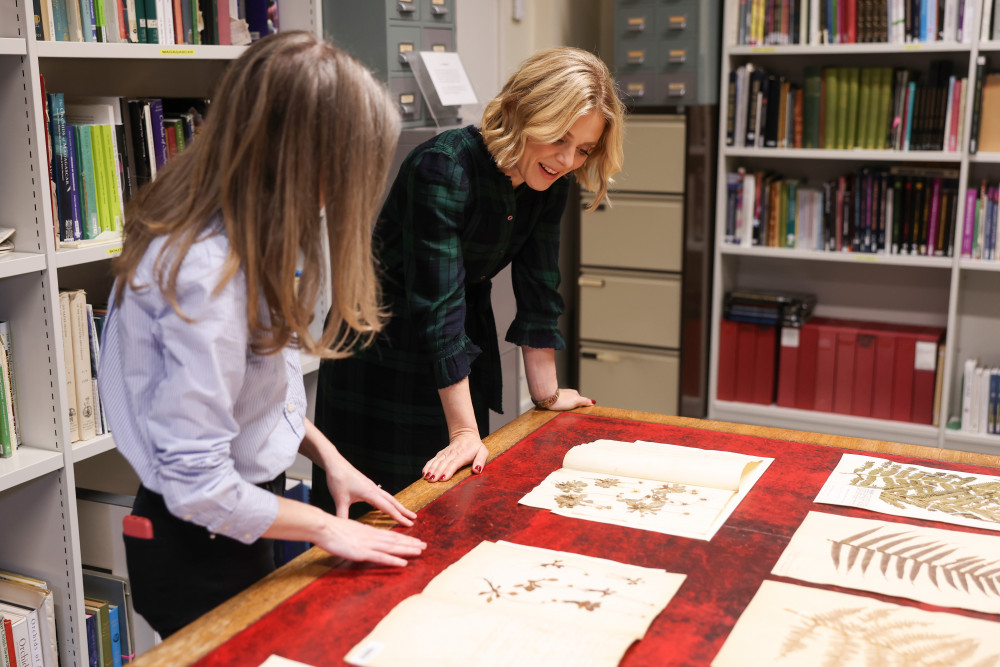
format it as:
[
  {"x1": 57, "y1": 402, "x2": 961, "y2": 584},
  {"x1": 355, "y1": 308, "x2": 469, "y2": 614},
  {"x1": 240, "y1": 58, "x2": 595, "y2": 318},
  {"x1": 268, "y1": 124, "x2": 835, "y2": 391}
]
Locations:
[
  {"x1": 872, "y1": 332, "x2": 897, "y2": 420},
  {"x1": 751, "y1": 323, "x2": 778, "y2": 405},
  {"x1": 717, "y1": 319, "x2": 739, "y2": 401},
  {"x1": 814, "y1": 322, "x2": 838, "y2": 413},
  {"x1": 833, "y1": 326, "x2": 858, "y2": 415},
  {"x1": 851, "y1": 332, "x2": 877, "y2": 418},
  {"x1": 735, "y1": 322, "x2": 759, "y2": 403}
]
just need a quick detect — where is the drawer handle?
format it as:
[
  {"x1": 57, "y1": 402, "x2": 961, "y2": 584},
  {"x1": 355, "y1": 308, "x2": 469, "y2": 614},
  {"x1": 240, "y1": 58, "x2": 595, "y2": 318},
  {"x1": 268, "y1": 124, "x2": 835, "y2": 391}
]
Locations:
[
  {"x1": 668, "y1": 15, "x2": 687, "y2": 29},
  {"x1": 397, "y1": 1, "x2": 416, "y2": 13},
  {"x1": 431, "y1": 5, "x2": 448, "y2": 15},
  {"x1": 667, "y1": 83, "x2": 687, "y2": 97},
  {"x1": 577, "y1": 277, "x2": 606, "y2": 288},
  {"x1": 595, "y1": 352, "x2": 622, "y2": 363}
]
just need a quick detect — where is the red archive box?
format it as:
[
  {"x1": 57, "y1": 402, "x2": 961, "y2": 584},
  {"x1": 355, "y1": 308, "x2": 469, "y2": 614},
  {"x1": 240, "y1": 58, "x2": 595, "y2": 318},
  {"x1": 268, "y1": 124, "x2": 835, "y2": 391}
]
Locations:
[{"x1": 717, "y1": 319, "x2": 777, "y2": 405}]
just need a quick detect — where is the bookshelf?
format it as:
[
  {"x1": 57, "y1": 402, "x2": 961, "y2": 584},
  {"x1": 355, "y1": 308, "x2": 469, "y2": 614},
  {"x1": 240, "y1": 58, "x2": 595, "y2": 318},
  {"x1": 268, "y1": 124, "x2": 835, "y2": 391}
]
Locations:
[
  {"x1": 710, "y1": 2, "x2": 1000, "y2": 455},
  {"x1": 0, "y1": 3, "x2": 324, "y2": 665}
]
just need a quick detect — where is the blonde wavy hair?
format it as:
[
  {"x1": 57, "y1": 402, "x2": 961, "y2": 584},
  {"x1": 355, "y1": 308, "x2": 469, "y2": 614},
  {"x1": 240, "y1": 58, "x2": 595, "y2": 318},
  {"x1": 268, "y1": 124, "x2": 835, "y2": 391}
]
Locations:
[
  {"x1": 112, "y1": 31, "x2": 400, "y2": 359},
  {"x1": 481, "y1": 47, "x2": 625, "y2": 210}
]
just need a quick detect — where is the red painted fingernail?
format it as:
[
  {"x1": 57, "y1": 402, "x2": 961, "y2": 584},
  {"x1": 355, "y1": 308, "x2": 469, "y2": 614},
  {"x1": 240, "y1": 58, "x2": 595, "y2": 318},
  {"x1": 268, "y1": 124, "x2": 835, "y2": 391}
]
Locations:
[
  {"x1": 591, "y1": 400, "x2": 597, "y2": 405},
  {"x1": 429, "y1": 475, "x2": 436, "y2": 481},
  {"x1": 474, "y1": 465, "x2": 482, "y2": 473}
]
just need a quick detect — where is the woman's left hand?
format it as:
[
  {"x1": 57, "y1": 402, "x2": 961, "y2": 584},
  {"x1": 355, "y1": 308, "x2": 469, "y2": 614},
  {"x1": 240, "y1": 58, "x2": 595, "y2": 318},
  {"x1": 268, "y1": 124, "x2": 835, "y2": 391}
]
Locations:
[
  {"x1": 547, "y1": 388, "x2": 597, "y2": 411},
  {"x1": 325, "y1": 457, "x2": 417, "y2": 526}
]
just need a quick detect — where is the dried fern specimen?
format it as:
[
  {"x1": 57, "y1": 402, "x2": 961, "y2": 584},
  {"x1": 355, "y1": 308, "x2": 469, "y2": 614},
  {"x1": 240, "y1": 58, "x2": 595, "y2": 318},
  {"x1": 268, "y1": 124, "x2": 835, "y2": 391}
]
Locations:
[
  {"x1": 849, "y1": 460, "x2": 1000, "y2": 525},
  {"x1": 780, "y1": 604, "x2": 991, "y2": 666},
  {"x1": 829, "y1": 526, "x2": 1000, "y2": 598}
]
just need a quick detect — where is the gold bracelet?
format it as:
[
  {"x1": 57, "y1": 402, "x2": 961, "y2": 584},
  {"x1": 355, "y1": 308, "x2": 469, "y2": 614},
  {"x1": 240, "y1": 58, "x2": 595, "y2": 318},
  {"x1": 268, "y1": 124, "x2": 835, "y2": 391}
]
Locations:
[{"x1": 532, "y1": 388, "x2": 560, "y2": 410}]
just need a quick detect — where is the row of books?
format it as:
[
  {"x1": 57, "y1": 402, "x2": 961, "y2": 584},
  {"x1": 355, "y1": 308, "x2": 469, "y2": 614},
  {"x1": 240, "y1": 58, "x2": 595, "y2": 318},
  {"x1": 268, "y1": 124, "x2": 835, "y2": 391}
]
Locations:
[
  {"x1": 726, "y1": 62, "x2": 964, "y2": 152},
  {"x1": 42, "y1": 85, "x2": 206, "y2": 246},
  {"x1": 961, "y1": 180, "x2": 1000, "y2": 260},
  {"x1": 725, "y1": 167, "x2": 960, "y2": 256},
  {"x1": 32, "y1": 0, "x2": 271, "y2": 45},
  {"x1": 58, "y1": 290, "x2": 107, "y2": 444},
  {"x1": 0, "y1": 569, "x2": 58, "y2": 667},
  {"x1": 961, "y1": 358, "x2": 1000, "y2": 435},
  {"x1": 0, "y1": 322, "x2": 20, "y2": 459},
  {"x1": 733, "y1": 0, "x2": 979, "y2": 45}
]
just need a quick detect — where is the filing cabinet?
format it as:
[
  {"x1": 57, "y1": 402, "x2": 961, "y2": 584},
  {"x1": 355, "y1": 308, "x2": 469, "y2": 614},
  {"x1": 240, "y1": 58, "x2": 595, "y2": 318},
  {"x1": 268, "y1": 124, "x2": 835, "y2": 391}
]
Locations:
[
  {"x1": 576, "y1": 115, "x2": 686, "y2": 414},
  {"x1": 613, "y1": 0, "x2": 720, "y2": 106},
  {"x1": 324, "y1": 0, "x2": 457, "y2": 127}
]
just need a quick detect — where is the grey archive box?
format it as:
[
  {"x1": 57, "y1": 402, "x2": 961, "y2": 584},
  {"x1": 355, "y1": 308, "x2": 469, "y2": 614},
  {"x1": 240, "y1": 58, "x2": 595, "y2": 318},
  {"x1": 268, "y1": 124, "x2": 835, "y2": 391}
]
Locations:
[
  {"x1": 614, "y1": 0, "x2": 720, "y2": 107},
  {"x1": 323, "y1": 0, "x2": 457, "y2": 127}
]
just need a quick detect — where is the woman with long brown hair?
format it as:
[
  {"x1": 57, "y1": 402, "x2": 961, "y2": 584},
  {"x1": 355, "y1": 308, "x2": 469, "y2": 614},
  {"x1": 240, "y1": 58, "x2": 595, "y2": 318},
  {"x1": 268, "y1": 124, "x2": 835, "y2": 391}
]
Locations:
[{"x1": 98, "y1": 31, "x2": 425, "y2": 638}]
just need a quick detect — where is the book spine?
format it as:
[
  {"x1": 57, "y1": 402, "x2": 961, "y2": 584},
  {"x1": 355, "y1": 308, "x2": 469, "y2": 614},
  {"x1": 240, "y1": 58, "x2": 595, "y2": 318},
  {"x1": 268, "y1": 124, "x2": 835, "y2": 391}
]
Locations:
[
  {"x1": 0, "y1": 345, "x2": 13, "y2": 458},
  {"x1": 59, "y1": 291, "x2": 79, "y2": 442},
  {"x1": 64, "y1": 125, "x2": 83, "y2": 241},
  {"x1": 76, "y1": 126, "x2": 100, "y2": 239},
  {"x1": 50, "y1": 93, "x2": 75, "y2": 242},
  {"x1": 926, "y1": 177, "x2": 941, "y2": 255},
  {"x1": 149, "y1": 99, "x2": 167, "y2": 169},
  {"x1": 69, "y1": 290, "x2": 96, "y2": 441},
  {"x1": 970, "y1": 56, "x2": 986, "y2": 154},
  {"x1": 0, "y1": 323, "x2": 19, "y2": 447}
]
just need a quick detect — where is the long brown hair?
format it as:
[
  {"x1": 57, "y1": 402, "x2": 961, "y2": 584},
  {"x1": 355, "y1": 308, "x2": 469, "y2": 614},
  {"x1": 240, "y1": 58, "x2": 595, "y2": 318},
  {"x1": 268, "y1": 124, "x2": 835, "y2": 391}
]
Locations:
[
  {"x1": 112, "y1": 31, "x2": 400, "y2": 358},
  {"x1": 481, "y1": 47, "x2": 625, "y2": 211}
]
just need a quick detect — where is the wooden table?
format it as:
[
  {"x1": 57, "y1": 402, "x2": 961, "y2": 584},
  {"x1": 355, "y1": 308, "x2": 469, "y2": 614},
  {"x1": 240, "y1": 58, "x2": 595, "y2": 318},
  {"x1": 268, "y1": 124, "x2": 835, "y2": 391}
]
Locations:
[{"x1": 132, "y1": 406, "x2": 1000, "y2": 666}]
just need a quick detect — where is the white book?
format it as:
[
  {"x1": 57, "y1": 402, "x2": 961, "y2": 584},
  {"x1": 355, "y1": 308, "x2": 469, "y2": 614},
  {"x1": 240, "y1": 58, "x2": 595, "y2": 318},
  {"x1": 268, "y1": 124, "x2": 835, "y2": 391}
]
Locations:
[
  {"x1": 68, "y1": 290, "x2": 97, "y2": 441},
  {"x1": 0, "y1": 603, "x2": 36, "y2": 667},
  {"x1": 734, "y1": 66, "x2": 747, "y2": 149},
  {"x1": 0, "y1": 576, "x2": 58, "y2": 667},
  {"x1": 59, "y1": 291, "x2": 79, "y2": 442},
  {"x1": 809, "y1": 0, "x2": 821, "y2": 43},
  {"x1": 124, "y1": 0, "x2": 139, "y2": 42},
  {"x1": 981, "y1": 366, "x2": 992, "y2": 434},
  {"x1": 983, "y1": 0, "x2": 995, "y2": 41},
  {"x1": 65, "y1": 0, "x2": 84, "y2": 41},
  {"x1": 944, "y1": 0, "x2": 958, "y2": 40},
  {"x1": 799, "y1": 0, "x2": 808, "y2": 44},
  {"x1": 962, "y1": 0, "x2": 978, "y2": 42},
  {"x1": 157, "y1": 0, "x2": 175, "y2": 44},
  {"x1": 103, "y1": 0, "x2": 122, "y2": 42}
]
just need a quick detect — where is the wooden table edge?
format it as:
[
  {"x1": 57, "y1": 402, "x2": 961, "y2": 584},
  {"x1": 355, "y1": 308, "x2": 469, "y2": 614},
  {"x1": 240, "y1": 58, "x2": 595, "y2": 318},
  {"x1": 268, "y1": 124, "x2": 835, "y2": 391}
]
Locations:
[{"x1": 131, "y1": 406, "x2": 1000, "y2": 665}]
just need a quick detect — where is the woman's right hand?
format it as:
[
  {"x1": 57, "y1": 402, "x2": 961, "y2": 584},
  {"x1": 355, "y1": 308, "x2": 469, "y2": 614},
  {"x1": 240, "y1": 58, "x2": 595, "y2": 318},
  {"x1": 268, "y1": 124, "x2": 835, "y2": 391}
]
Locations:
[
  {"x1": 422, "y1": 428, "x2": 489, "y2": 483},
  {"x1": 314, "y1": 514, "x2": 426, "y2": 567}
]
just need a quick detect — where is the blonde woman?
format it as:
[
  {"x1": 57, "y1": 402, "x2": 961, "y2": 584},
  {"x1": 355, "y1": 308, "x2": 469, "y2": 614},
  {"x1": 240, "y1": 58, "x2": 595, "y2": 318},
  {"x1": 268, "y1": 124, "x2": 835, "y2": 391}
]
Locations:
[
  {"x1": 98, "y1": 32, "x2": 425, "y2": 638},
  {"x1": 312, "y1": 47, "x2": 626, "y2": 510}
]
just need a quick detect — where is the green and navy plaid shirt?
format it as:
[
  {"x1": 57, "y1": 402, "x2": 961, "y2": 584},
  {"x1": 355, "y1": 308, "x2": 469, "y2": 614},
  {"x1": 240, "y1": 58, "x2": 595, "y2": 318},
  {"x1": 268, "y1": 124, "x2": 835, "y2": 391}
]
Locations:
[{"x1": 314, "y1": 125, "x2": 570, "y2": 494}]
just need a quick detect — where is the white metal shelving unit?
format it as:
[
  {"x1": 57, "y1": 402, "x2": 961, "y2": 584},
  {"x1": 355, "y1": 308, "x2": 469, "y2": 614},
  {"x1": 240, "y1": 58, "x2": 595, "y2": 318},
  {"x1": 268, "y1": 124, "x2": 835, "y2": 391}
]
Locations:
[
  {"x1": 0, "y1": 4, "x2": 323, "y2": 664},
  {"x1": 710, "y1": 3, "x2": 1000, "y2": 455}
]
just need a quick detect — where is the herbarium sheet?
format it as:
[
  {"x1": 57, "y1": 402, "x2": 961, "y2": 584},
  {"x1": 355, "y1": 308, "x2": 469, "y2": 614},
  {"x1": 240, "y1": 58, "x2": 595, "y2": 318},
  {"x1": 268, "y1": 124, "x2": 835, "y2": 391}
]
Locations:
[
  {"x1": 773, "y1": 511, "x2": 1000, "y2": 614},
  {"x1": 518, "y1": 439, "x2": 772, "y2": 540},
  {"x1": 712, "y1": 580, "x2": 1000, "y2": 666},
  {"x1": 816, "y1": 454, "x2": 1000, "y2": 531},
  {"x1": 344, "y1": 540, "x2": 685, "y2": 667}
]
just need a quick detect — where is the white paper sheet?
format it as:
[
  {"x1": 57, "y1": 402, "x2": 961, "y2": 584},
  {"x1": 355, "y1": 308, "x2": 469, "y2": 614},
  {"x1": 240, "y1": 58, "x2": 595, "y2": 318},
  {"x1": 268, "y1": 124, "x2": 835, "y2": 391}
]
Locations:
[
  {"x1": 816, "y1": 453, "x2": 1000, "y2": 531},
  {"x1": 344, "y1": 540, "x2": 685, "y2": 667},
  {"x1": 712, "y1": 580, "x2": 1000, "y2": 666},
  {"x1": 519, "y1": 440, "x2": 773, "y2": 540},
  {"x1": 774, "y1": 511, "x2": 1000, "y2": 615},
  {"x1": 416, "y1": 51, "x2": 478, "y2": 106}
]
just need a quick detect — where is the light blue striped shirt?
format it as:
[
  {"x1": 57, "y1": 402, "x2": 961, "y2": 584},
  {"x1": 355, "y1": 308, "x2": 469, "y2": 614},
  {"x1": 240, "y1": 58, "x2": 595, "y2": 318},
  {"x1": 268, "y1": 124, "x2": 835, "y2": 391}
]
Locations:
[{"x1": 99, "y1": 226, "x2": 307, "y2": 544}]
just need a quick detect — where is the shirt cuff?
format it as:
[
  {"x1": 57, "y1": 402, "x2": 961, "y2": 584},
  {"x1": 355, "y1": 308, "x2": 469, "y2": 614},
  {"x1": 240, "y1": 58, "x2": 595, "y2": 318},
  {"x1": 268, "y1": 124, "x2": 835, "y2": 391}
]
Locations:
[
  {"x1": 433, "y1": 334, "x2": 482, "y2": 389},
  {"x1": 505, "y1": 319, "x2": 566, "y2": 351}
]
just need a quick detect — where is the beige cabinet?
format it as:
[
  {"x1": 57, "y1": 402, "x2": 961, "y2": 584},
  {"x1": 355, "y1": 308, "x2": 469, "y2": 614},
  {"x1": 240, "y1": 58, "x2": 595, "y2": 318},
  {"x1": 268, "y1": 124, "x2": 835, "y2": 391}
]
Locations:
[{"x1": 576, "y1": 114, "x2": 686, "y2": 413}]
